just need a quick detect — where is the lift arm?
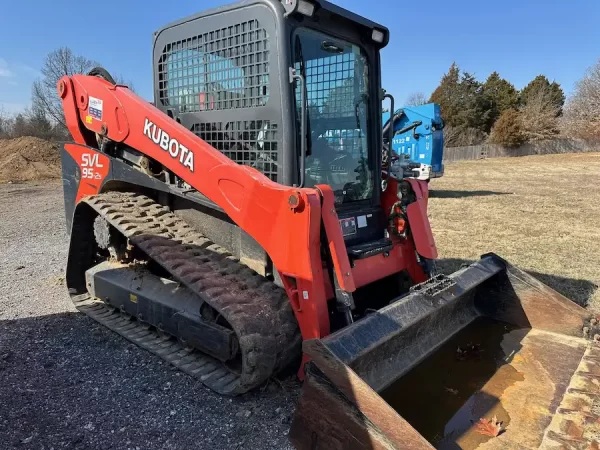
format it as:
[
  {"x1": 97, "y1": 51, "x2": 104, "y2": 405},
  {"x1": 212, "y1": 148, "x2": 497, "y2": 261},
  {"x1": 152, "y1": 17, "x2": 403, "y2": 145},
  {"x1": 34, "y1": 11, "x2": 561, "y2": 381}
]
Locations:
[{"x1": 57, "y1": 74, "x2": 356, "y2": 340}]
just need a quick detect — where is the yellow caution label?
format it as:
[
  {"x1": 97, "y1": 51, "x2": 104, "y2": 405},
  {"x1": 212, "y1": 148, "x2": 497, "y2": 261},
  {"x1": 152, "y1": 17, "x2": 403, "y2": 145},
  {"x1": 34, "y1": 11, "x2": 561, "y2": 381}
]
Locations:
[
  {"x1": 85, "y1": 115, "x2": 93, "y2": 124},
  {"x1": 129, "y1": 294, "x2": 138, "y2": 303}
]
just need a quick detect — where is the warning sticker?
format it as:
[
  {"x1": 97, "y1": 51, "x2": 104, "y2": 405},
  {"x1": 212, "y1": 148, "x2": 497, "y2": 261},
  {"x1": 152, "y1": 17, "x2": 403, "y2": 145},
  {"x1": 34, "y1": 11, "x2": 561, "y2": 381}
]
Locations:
[
  {"x1": 339, "y1": 217, "x2": 357, "y2": 237},
  {"x1": 89, "y1": 96, "x2": 103, "y2": 120}
]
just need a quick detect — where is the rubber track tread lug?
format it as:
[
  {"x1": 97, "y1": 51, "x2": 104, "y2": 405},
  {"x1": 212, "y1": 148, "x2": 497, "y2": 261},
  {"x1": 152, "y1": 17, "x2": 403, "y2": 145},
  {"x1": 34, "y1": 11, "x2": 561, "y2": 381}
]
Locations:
[{"x1": 71, "y1": 192, "x2": 301, "y2": 396}]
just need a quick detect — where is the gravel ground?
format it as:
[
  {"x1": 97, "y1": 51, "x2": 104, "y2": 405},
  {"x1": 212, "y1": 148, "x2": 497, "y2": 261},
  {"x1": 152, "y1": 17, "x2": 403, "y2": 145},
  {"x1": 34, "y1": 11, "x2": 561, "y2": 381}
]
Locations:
[{"x1": 0, "y1": 181, "x2": 299, "y2": 450}]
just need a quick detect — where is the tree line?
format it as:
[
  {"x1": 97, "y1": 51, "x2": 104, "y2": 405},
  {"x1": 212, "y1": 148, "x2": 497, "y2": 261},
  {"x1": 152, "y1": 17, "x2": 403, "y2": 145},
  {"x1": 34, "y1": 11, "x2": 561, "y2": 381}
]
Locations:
[
  {"x1": 1, "y1": 47, "x2": 599, "y2": 149},
  {"x1": 427, "y1": 63, "x2": 564, "y2": 147},
  {"x1": 0, "y1": 105, "x2": 65, "y2": 141},
  {"x1": 0, "y1": 47, "x2": 132, "y2": 141},
  {"x1": 405, "y1": 59, "x2": 600, "y2": 148}
]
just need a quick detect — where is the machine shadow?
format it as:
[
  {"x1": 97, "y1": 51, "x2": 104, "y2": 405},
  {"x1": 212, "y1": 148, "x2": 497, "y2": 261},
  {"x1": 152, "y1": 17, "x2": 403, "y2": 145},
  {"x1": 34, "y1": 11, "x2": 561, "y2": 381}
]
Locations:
[
  {"x1": 429, "y1": 190, "x2": 511, "y2": 199},
  {"x1": 436, "y1": 258, "x2": 598, "y2": 307}
]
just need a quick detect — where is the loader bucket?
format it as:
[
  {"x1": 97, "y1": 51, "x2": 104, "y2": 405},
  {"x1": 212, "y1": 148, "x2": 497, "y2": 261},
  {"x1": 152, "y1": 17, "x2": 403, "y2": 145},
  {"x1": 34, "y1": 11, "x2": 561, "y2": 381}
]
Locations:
[{"x1": 289, "y1": 253, "x2": 600, "y2": 450}]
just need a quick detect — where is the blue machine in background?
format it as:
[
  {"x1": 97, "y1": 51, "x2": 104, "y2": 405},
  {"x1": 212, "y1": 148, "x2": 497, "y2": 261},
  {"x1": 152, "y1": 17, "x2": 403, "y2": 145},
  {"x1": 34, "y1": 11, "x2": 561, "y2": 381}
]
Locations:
[{"x1": 382, "y1": 103, "x2": 445, "y2": 181}]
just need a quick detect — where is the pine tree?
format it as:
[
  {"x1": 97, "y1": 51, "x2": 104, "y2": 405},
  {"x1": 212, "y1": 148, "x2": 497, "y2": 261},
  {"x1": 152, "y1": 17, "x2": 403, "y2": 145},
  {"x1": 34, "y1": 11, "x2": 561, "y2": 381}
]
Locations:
[
  {"x1": 429, "y1": 62, "x2": 460, "y2": 123},
  {"x1": 26, "y1": 106, "x2": 54, "y2": 140},
  {"x1": 484, "y1": 72, "x2": 519, "y2": 126},
  {"x1": 429, "y1": 64, "x2": 491, "y2": 145},
  {"x1": 520, "y1": 75, "x2": 565, "y2": 115},
  {"x1": 455, "y1": 72, "x2": 491, "y2": 132},
  {"x1": 12, "y1": 114, "x2": 28, "y2": 138}
]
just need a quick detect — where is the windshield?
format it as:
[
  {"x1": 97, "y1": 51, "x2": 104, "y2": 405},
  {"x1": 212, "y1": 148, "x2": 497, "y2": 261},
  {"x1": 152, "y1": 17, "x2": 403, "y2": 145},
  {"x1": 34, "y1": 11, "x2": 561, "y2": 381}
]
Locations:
[{"x1": 293, "y1": 28, "x2": 373, "y2": 205}]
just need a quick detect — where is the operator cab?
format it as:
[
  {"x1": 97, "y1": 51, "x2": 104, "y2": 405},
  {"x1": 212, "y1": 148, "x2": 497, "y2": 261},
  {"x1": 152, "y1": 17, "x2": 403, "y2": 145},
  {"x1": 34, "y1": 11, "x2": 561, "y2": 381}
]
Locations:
[{"x1": 152, "y1": 0, "x2": 391, "y2": 263}]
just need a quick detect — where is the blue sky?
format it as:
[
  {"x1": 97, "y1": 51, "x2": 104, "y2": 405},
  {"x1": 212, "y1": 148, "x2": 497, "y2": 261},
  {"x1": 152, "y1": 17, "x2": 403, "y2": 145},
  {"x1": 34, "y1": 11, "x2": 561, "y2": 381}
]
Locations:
[{"x1": 1, "y1": 0, "x2": 599, "y2": 114}]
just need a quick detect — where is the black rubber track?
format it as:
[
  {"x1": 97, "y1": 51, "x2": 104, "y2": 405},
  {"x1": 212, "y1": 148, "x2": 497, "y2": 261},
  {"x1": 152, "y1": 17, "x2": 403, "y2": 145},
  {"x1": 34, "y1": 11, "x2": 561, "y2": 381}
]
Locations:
[{"x1": 71, "y1": 192, "x2": 301, "y2": 396}]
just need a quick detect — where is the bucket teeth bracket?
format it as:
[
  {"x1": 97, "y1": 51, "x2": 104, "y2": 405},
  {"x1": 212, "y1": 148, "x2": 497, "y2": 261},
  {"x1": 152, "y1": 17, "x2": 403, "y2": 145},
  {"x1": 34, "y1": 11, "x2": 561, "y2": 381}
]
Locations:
[{"x1": 409, "y1": 273, "x2": 458, "y2": 303}]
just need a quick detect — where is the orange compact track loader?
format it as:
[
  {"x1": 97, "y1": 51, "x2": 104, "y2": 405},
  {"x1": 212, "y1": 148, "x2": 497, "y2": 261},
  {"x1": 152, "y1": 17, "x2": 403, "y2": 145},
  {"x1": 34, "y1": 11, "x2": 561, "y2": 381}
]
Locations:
[{"x1": 59, "y1": 1, "x2": 600, "y2": 448}]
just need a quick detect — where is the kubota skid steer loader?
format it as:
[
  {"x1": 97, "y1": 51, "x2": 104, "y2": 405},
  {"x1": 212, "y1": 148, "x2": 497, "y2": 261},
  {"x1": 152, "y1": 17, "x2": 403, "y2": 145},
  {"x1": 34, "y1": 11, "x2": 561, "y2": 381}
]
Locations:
[{"x1": 57, "y1": 1, "x2": 600, "y2": 448}]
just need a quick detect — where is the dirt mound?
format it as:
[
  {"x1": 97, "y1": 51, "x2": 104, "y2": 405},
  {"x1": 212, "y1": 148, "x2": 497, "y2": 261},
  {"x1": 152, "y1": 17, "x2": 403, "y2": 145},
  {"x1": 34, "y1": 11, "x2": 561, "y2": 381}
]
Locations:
[{"x1": 0, "y1": 137, "x2": 61, "y2": 183}]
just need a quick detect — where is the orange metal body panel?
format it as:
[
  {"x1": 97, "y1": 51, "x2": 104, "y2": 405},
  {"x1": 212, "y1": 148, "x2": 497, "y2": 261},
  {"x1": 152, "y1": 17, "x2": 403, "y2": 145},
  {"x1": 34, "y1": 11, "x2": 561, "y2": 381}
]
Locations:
[
  {"x1": 405, "y1": 179, "x2": 438, "y2": 260},
  {"x1": 317, "y1": 185, "x2": 356, "y2": 293},
  {"x1": 60, "y1": 75, "x2": 320, "y2": 281},
  {"x1": 64, "y1": 143, "x2": 110, "y2": 202},
  {"x1": 352, "y1": 243, "x2": 428, "y2": 288},
  {"x1": 380, "y1": 174, "x2": 403, "y2": 216},
  {"x1": 381, "y1": 176, "x2": 437, "y2": 260},
  {"x1": 58, "y1": 75, "x2": 437, "y2": 354},
  {"x1": 278, "y1": 192, "x2": 331, "y2": 341}
]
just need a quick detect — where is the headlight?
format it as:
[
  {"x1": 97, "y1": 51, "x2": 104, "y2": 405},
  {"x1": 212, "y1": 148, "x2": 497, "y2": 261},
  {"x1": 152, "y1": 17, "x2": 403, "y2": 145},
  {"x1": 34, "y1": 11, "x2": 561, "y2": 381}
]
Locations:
[
  {"x1": 297, "y1": 0, "x2": 316, "y2": 16},
  {"x1": 372, "y1": 29, "x2": 385, "y2": 44}
]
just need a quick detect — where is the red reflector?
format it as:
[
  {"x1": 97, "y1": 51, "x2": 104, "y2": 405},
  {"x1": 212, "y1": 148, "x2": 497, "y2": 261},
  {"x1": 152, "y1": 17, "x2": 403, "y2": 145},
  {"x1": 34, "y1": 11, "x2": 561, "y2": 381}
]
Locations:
[{"x1": 395, "y1": 217, "x2": 406, "y2": 234}]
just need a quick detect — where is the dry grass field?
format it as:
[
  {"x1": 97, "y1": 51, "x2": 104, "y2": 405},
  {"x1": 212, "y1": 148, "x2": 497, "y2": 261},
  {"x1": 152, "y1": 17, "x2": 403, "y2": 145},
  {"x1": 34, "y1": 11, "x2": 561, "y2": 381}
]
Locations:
[{"x1": 428, "y1": 152, "x2": 600, "y2": 309}]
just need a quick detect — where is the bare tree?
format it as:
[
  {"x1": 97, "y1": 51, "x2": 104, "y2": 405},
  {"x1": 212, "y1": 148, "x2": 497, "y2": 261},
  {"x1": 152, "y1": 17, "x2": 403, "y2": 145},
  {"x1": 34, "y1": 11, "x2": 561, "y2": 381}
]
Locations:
[
  {"x1": 405, "y1": 92, "x2": 427, "y2": 106},
  {"x1": 561, "y1": 58, "x2": 600, "y2": 140},
  {"x1": 519, "y1": 85, "x2": 560, "y2": 141},
  {"x1": 32, "y1": 48, "x2": 100, "y2": 130},
  {"x1": 31, "y1": 47, "x2": 135, "y2": 132},
  {"x1": 0, "y1": 104, "x2": 73, "y2": 140},
  {"x1": 0, "y1": 107, "x2": 14, "y2": 138}
]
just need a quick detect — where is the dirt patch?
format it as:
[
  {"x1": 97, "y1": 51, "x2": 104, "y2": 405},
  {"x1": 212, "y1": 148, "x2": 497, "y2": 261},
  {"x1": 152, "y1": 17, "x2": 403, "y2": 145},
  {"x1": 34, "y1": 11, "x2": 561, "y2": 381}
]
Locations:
[
  {"x1": 429, "y1": 152, "x2": 600, "y2": 309},
  {"x1": 0, "y1": 137, "x2": 61, "y2": 183}
]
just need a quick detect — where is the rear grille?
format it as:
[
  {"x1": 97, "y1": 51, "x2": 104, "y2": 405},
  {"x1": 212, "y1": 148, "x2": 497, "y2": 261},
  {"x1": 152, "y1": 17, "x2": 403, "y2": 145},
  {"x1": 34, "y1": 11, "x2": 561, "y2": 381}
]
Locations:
[
  {"x1": 192, "y1": 121, "x2": 278, "y2": 181},
  {"x1": 157, "y1": 19, "x2": 270, "y2": 111}
]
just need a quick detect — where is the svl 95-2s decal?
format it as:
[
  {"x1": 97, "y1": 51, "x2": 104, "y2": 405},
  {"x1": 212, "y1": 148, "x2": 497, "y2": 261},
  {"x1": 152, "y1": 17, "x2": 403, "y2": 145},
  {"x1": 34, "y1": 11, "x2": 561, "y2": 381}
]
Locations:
[
  {"x1": 81, "y1": 153, "x2": 104, "y2": 179},
  {"x1": 64, "y1": 144, "x2": 110, "y2": 202}
]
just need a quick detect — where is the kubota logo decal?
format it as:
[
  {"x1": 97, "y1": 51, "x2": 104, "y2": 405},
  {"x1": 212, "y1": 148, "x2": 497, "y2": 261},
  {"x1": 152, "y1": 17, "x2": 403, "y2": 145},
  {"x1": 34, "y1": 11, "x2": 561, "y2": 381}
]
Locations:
[{"x1": 143, "y1": 118, "x2": 195, "y2": 172}]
